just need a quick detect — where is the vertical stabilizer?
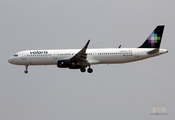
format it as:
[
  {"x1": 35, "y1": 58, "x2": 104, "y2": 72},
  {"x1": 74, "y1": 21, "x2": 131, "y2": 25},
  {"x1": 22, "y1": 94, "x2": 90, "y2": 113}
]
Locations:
[{"x1": 139, "y1": 25, "x2": 164, "y2": 48}]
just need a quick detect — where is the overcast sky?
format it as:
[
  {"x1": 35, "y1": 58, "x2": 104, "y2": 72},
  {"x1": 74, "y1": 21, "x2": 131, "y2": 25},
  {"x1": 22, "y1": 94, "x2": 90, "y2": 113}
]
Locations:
[{"x1": 1, "y1": 0, "x2": 174, "y2": 120}]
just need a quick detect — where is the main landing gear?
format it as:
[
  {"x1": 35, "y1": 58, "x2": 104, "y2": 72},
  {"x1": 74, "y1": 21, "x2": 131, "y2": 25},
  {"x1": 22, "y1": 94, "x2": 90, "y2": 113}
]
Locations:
[
  {"x1": 87, "y1": 67, "x2": 93, "y2": 73},
  {"x1": 80, "y1": 66, "x2": 93, "y2": 73},
  {"x1": 24, "y1": 65, "x2": 28, "y2": 74}
]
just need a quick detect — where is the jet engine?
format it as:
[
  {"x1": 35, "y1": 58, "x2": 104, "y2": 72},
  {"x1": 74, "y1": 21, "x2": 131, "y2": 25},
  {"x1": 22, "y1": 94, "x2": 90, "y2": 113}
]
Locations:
[{"x1": 57, "y1": 59, "x2": 81, "y2": 69}]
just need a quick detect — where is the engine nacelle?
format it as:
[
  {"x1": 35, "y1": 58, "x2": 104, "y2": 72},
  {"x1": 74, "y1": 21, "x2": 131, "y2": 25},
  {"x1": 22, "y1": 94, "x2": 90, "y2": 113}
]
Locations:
[
  {"x1": 57, "y1": 59, "x2": 82, "y2": 69},
  {"x1": 57, "y1": 59, "x2": 73, "y2": 68}
]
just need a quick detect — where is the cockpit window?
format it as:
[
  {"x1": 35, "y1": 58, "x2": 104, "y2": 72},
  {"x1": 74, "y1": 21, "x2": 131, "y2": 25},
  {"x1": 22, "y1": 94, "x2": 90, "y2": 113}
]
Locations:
[{"x1": 14, "y1": 54, "x2": 18, "y2": 57}]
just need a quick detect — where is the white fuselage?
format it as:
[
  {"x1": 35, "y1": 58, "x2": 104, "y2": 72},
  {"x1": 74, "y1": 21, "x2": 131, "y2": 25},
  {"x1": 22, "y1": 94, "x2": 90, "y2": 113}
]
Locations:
[{"x1": 8, "y1": 48, "x2": 168, "y2": 66}]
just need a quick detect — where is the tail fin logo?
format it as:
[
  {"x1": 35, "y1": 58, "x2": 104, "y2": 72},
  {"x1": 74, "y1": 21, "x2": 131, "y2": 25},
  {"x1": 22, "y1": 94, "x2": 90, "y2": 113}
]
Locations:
[
  {"x1": 148, "y1": 32, "x2": 161, "y2": 47},
  {"x1": 138, "y1": 25, "x2": 164, "y2": 48}
]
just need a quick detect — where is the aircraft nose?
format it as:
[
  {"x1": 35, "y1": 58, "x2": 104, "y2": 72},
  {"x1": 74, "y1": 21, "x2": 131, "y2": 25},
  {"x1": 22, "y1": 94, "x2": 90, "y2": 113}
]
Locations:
[{"x1": 8, "y1": 57, "x2": 14, "y2": 64}]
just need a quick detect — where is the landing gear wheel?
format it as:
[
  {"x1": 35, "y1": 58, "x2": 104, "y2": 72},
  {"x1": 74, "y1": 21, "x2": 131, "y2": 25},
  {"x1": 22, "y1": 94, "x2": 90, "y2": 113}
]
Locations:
[
  {"x1": 24, "y1": 70, "x2": 28, "y2": 74},
  {"x1": 24, "y1": 65, "x2": 29, "y2": 74},
  {"x1": 87, "y1": 68, "x2": 93, "y2": 73},
  {"x1": 80, "y1": 67, "x2": 86, "y2": 72}
]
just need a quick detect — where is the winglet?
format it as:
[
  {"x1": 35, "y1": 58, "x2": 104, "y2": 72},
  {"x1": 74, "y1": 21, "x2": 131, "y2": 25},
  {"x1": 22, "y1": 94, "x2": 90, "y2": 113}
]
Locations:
[{"x1": 84, "y1": 40, "x2": 90, "y2": 49}]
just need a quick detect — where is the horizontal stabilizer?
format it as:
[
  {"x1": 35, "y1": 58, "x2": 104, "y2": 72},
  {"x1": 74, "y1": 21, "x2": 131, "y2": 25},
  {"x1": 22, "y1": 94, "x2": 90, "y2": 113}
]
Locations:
[{"x1": 147, "y1": 48, "x2": 159, "y2": 54}]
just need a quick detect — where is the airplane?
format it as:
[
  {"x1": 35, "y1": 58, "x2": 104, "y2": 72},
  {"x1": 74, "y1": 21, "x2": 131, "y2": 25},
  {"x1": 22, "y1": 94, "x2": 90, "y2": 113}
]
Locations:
[{"x1": 8, "y1": 25, "x2": 168, "y2": 74}]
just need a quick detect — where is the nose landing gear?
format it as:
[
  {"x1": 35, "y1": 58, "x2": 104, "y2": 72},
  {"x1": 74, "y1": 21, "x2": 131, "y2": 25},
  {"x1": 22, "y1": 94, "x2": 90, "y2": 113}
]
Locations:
[{"x1": 24, "y1": 65, "x2": 28, "y2": 74}]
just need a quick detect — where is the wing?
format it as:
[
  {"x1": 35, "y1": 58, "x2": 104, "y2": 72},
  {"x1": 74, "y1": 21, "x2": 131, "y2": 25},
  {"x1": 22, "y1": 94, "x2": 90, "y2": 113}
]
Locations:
[{"x1": 70, "y1": 40, "x2": 90, "y2": 66}]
